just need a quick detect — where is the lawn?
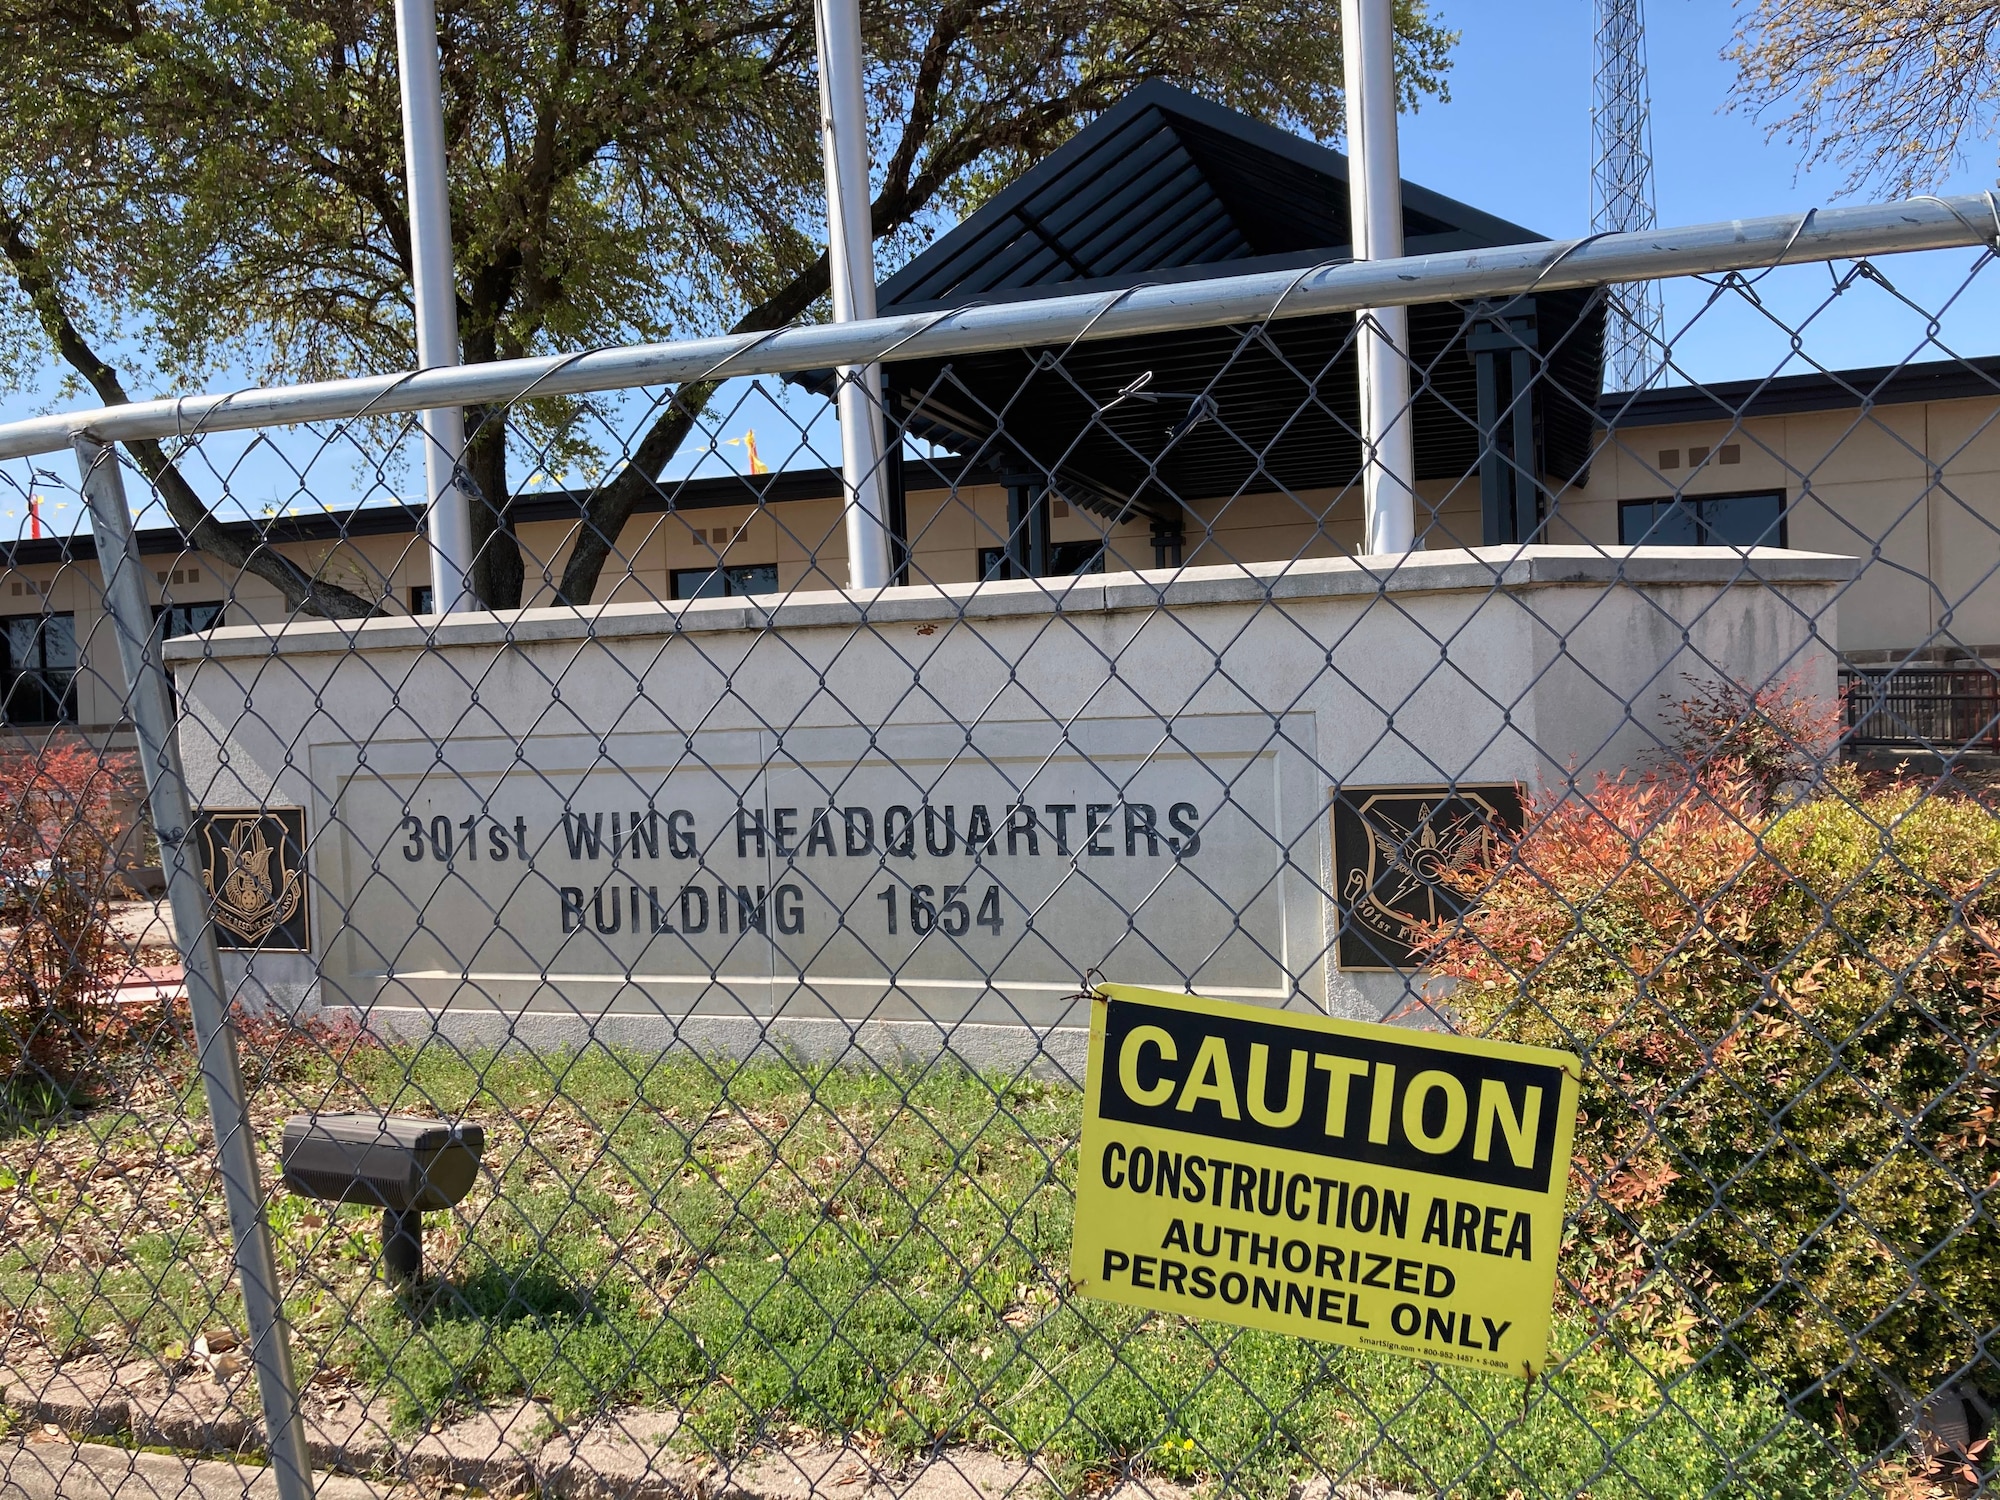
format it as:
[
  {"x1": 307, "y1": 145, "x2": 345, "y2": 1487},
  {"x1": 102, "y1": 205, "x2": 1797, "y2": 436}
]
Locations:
[{"x1": 0, "y1": 1036, "x2": 1884, "y2": 1498}]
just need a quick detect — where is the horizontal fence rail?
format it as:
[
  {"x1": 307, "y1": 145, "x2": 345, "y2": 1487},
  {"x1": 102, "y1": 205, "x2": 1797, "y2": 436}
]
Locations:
[{"x1": 0, "y1": 193, "x2": 1996, "y2": 460}]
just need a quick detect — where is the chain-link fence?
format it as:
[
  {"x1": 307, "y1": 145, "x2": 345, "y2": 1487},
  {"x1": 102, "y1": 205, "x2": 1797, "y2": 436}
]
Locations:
[{"x1": 0, "y1": 193, "x2": 1995, "y2": 1500}]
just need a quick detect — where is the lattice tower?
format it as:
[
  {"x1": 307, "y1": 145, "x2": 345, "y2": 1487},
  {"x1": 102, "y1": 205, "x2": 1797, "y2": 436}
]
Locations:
[{"x1": 1592, "y1": 0, "x2": 1668, "y2": 390}]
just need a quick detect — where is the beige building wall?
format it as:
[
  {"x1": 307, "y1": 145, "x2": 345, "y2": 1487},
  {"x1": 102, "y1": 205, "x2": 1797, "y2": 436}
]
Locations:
[
  {"x1": 1555, "y1": 395, "x2": 2000, "y2": 661},
  {"x1": 6, "y1": 385, "x2": 1995, "y2": 731}
]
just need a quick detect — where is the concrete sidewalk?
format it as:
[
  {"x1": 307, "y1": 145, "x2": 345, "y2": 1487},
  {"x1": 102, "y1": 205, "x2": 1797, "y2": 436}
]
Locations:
[{"x1": 0, "y1": 1440, "x2": 399, "y2": 1499}]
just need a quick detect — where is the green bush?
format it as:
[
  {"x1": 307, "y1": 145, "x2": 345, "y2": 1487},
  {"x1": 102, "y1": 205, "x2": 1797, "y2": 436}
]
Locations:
[{"x1": 1430, "y1": 765, "x2": 2000, "y2": 1440}]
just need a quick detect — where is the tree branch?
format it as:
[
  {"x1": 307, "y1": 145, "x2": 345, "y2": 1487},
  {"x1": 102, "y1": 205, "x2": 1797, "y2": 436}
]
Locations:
[
  {"x1": 0, "y1": 207, "x2": 381, "y2": 619},
  {"x1": 550, "y1": 51, "x2": 1138, "y2": 608},
  {"x1": 554, "y1": 250, "x2": 831, "y2": 605}
]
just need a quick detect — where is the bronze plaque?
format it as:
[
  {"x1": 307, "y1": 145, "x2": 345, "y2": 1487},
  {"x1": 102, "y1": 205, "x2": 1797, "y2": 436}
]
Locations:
[
  {"x1": 192, "y1": 807, "x2": 311, "y2": 951},
  {"x1": 1331, "y1": 785, "x2": 1522, "y2": 971}
]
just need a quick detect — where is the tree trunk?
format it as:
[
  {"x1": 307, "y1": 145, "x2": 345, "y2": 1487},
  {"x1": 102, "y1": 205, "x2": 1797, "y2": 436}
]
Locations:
[{"x1": 464, "y1": 404, "x2": 524, "y2": 609}]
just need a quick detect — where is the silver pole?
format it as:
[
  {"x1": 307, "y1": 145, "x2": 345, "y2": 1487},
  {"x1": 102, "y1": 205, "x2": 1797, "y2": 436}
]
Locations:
[
  {"x1": 1341, "y1": 0, "x2": 1418, "y2": 555},
  {"x1": 813, "y1": 0, "x2": 894, "y2": 590},
  {"x1": 73, "y1": 437, "x2": 315, "y2": 1500},
  {"x1": 4, "y1": 193, "x2": 1993, "y2": 462},
  {"x1": 395, "y1": 0, "x2": 475, "y2": 610}
]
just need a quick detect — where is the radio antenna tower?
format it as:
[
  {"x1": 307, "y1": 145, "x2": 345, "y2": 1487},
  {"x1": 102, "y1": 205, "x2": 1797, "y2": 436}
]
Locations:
[{"x1": 1592, "y1": 0, "x2": 1667, "y2": 390}]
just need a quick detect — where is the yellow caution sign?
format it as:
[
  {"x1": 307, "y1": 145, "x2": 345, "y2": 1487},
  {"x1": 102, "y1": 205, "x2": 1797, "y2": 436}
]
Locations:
[{"x1": 1070, "y1": 984, "x2": 1580, "y2": 1379}]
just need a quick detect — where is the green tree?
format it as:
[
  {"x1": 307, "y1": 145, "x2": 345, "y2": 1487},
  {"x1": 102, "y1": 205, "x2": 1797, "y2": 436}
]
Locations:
[
  {"x1": 2, "y1": 0, "x2": 1455, "y2": 612},
  {"x1": 1728, "y1": 0, "x2": 2000, "y2": 197}
]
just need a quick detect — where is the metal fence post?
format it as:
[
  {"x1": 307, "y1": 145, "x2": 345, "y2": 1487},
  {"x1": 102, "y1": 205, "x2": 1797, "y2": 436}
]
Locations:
[
  {"x1": 1339, "y1": 0, "x2": 1418, "y2": 555},
  {"x1": 73, "y1": 436, "x2": 315, "y2": 1500},
  {"x1": 812, "y1": 0, "x2": 894, "y2": 591},
  {"x1": 395, "y1": 0, "x2": 475, "y2": 611}
]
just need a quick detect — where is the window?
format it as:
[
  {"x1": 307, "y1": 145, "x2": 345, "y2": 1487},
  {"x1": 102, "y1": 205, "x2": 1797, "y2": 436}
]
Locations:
[
  {"x1": 977, "y1": 541, "x2": 1108, "y2": 580},
  {"x1": 0, "y1": 613, "x2": 77, "y2": 724},
  {"x1": 155, "y1": 602, "x2": 225, "y2": 640},
  {"x1": 409, "y1": 585, "x2": 435, "y2": 615},
  {"x1": 672, "y1": 563, "x2": 779, "y2": 601},
  {"x1": 1052, "y1": 541, "x2": 1109, "y2": 575},
  {"x1": 1619, "y1": 491, "x2": 1786, "y2": 549}
]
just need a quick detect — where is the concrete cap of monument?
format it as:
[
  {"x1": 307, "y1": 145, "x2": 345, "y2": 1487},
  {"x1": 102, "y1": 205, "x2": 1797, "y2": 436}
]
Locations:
[{"x1": 161, "y1": 547, "x2": 1859, "y2": 663}]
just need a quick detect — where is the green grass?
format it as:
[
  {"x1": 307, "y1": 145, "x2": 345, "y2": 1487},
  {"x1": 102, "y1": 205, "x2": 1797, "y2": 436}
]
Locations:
[{"x1": 1, "y1": 1041, "x2": 1880, "y2": 1497}]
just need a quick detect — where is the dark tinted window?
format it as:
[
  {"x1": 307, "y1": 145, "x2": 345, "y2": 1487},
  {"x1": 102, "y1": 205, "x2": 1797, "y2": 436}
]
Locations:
[
  {"x1": 0, "y1": 613, "x2": 77, "y2": 724},
  {"x1": 672, "y1": 564, "x2": 779, "y2": 600},
  {"x1": 1617, "y1": 499, "x2": 1700, "y2": 546},
  {"x1": 977, "y1": 541, "x2": 1107, "y2": 580},
  {"x1": 1619, "y1": 492, "x2": 1784, "y2": 548},
  {"x1": 156, "y1": 602, "x2": 225, "y2": 640},
  {"x1": 1699, "y1": 493, "x2": 1786, "y2": 547}
]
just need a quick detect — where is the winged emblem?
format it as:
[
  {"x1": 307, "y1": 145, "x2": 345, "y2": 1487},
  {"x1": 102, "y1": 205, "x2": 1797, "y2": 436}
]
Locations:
[
  {"x1": 1377, "y1": 803, "x2": 1497, "y2": 904},
  {"x1": 202, "y1": 813, "x2": 305, "y2": 946},
  {"x1": 1334, "y1": 786, "x2": 1522, "y2": 970}
]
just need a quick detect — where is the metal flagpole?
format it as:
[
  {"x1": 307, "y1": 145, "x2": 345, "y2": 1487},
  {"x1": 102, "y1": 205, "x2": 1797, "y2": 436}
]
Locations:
[
  {"x1": 395, "y1": 0, "x2": 475, "y2": 610},
  {"x1": 812, "y1": 0, "x2": 894, "y2": 591},
  {"x1": 1340, "y1": 0, "x2": 1418, "y2": 555},
  {"x1": 74, "y1": 437, "x2": 316, "y2": 1500}
]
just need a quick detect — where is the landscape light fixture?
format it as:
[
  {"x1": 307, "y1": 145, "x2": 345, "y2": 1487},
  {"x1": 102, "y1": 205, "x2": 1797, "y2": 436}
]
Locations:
[{"x1": 281, "y1": 1114, "x2": 485, "y2": 1285}]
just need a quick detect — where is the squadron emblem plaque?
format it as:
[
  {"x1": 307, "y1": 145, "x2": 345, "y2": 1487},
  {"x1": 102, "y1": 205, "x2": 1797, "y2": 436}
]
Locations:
[
  {"x1": 1332, "y1": 785, "x2": 1522, "y2": 970},
  {"x1": 193, "y1": 807, "x2": 311, "y2": 950}
]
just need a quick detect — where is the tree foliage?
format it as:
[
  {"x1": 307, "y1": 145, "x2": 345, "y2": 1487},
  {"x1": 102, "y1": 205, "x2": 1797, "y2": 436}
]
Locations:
[
  {"x1": 1, "y1": 0, "x2": 1455, "y2": 611},
  {"x1": 1728, "y1": 0, "x2": 2000, "y2": 197}
]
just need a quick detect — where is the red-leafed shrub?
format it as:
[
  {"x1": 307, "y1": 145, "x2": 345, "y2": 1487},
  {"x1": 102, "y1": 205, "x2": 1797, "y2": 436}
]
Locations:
[
  {"x1": 1424, "y1": 689, "x2": 2000, "y2": 1444},
  {"x1": 1655, "y1": 668, "x2": 1846, "y2": 811},
  {"x1": 0, "y1": 742, "x2": 140, "y2": 1096},
  {"x1": 229, "y1": 1001, "x2": 376, "y2": 1087}
]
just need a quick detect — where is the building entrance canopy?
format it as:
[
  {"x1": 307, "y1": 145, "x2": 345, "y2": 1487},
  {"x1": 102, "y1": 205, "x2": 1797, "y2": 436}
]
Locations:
[{"x1": 863, "y1": 83, "x2": 1607, "y2": 541}]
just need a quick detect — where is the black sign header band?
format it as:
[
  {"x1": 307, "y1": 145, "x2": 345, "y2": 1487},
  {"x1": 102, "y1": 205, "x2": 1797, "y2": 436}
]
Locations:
[{"x1": 1095, "y1": 995, "x2": 1566, "y2": 1193}]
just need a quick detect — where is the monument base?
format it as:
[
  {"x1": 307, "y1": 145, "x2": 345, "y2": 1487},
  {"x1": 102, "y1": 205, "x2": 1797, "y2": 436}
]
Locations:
[
  {"x1": 172, "y1": 546, "x2": 1851, "y2": 1051},
  {"x1": 331, "y1": 1000, "x2": 1097, "y2": 1080}
]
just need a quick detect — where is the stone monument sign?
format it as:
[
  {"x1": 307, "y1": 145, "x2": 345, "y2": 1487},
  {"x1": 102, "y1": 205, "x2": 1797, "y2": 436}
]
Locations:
[{"x1": 166, "y1": 547, "x2": 1848, "y2": 1063}]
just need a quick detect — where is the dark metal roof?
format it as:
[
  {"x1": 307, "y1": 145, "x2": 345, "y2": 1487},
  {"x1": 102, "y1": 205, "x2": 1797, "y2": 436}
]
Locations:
[
  {"x1": 870, "y1": 82, "x2": 1606, "y2": 520},
  {"x1": 1600, "y1": 354, "x2": 2000, "y2": 428},
  {"x1": 879, "y1": 82, "x2": 1541, "y2": 312}
]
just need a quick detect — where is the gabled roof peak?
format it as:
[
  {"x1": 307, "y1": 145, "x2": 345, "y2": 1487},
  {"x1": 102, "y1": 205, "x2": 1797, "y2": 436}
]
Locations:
[{"x1": 879, "y1": 80, "x2": 1545, "y2": 312}]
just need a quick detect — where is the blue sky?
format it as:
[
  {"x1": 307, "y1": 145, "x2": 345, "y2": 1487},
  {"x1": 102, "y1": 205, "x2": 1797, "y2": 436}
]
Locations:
[
  {"x1": 1405, "y1": 0, "x2": 1992, "y2": 236},
  {"x1": 1398, "y1": 0, "x2": 2000, "y2": 380},
  {"x1": 4, "y1": 0, "x2": 1998, "y2": 530}
]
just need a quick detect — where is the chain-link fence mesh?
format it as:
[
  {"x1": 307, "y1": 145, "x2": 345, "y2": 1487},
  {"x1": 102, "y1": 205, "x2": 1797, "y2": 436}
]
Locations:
[{"x1": 0, "y1": 212, "x2": 1995, "y2": 1500}]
